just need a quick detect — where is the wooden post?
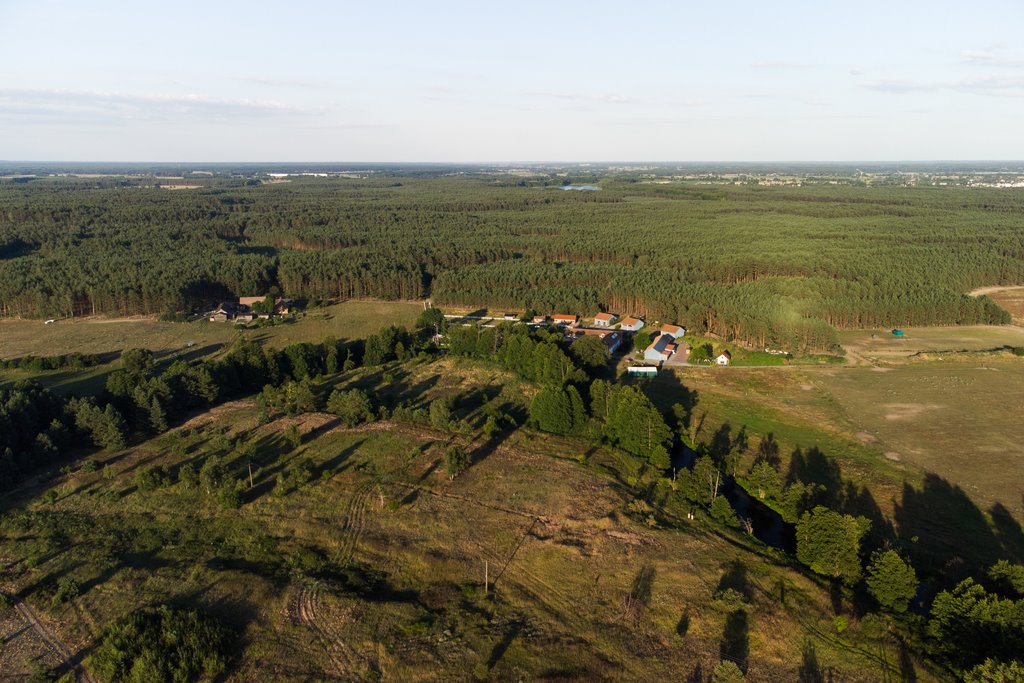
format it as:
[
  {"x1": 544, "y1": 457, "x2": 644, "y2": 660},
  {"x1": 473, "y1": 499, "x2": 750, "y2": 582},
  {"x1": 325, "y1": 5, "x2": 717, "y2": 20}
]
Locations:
[
  {"x1": 484, "y1": 560, "x2": 489, "y2": 595},
  {"x1": 248, "y1": 462, "x2": 254, "y2": 489}
]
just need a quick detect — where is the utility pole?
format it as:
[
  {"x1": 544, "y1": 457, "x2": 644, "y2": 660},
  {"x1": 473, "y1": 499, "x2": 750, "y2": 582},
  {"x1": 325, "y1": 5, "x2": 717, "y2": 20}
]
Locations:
[{"x1": 248, "y1": 461, "x2": 254, "y2": 489}]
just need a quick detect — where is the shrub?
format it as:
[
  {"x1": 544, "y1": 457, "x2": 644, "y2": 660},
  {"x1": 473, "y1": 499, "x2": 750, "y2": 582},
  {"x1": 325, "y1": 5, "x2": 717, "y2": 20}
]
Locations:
[
  {"x1": 90, "y1": 606, "x2": 233, "y2": 683},
  {"x1": 444, "y1": 446, "x2": 469, "y2": 479},
  {"x1": 51, "y1": 576, "x2": 80, "y2": 606}
]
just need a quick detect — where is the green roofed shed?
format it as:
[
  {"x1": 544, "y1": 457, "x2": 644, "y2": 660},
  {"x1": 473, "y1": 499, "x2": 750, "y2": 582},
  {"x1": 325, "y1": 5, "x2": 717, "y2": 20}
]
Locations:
[{"x1": 891, "y1": 329, "x2": 905, "y2": 337}]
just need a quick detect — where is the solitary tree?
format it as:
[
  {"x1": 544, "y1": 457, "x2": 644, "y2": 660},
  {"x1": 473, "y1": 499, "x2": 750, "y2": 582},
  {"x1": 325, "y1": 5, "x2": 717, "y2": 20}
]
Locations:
[
  {"x1": 444, "y1": 445, "x2": 469, "y2": 479},
  {"x1": 866, "y1": 550, "x2": 918, "y2": 613},
  {"x1": 796, "y1": 506, "x2": 870, "y2": 585}
]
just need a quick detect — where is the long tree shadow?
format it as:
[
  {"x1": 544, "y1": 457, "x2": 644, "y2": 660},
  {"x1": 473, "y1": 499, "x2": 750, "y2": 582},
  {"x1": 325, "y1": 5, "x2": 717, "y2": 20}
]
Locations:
[
  {"x1": 716, "y1": 559, "x2": 752, "y2": 602},
  {"x1": 895, "y1": 473, "x2": 1003, "y2": 580},
  {"x1": 753, "y1": 432, "x2": 781, "y2": 469},
  {"x1": 990, "y1": 502, "x2": 1024, "y2": 563},
  {"x1": 798, "y1": 638, "x2": 825, "y2": 683},
  {"x1": 787, "y1": 446, "x2": 844, "y2": 509},
  {"x1": 720, "y1": 609, "x2": 749, "y2": 673},
  {"x1": 622, "y1": 563, "x2": 656, "y2": 625},
  {"x1": 486, "y1": 620, "x2": 524, "y2": 671},
  {"x1": 841, "y1": 481, "x2": 895, "y2": 552}
]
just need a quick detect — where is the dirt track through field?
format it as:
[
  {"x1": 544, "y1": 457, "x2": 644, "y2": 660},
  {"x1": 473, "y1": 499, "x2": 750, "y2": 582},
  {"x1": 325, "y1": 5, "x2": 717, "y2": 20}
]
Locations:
[
  {"x1": 10, "y1": 595, "x2": 97, "y2": 683},
  {"x1": 290, "y1": 584, "x2": 356, "y2": 680},
  {"x1": 337, "y1": 481, "x2": 377, "y2": 566}
]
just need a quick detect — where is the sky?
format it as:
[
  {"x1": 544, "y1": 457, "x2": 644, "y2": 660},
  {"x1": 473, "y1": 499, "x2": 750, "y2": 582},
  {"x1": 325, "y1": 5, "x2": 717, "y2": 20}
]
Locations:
[{"x1": 1, "y1": 0, "x2": 1023, "y2": 162}]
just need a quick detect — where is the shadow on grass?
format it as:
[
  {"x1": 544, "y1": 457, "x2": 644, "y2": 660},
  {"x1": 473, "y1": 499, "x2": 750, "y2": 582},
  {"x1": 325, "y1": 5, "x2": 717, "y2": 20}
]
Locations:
[{"x1": 895, "y1": 472, "x2": 1010, "y2": 580}]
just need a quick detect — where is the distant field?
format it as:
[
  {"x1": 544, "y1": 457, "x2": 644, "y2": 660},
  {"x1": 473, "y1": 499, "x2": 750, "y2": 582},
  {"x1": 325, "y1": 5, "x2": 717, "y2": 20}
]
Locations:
[
  {"x1": 838, "y1": 325, "x2": 1024, "y2": 363},
  {"x1": 0, "y1": 300, "x2": 425, "y2": 395},
  {"x1": 975, "y1": 286, "x2": 1024, "y2": 324}
]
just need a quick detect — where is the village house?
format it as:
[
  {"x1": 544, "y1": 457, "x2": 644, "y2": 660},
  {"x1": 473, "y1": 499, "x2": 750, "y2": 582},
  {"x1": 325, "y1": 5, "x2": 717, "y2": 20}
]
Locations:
[
  {"x1": 532, "y1": 315, "x2": 549, "y2": 324},
  {"x1": 620, "y1": 316, "x2": 645, "y2": 332},
  {"x1": 593, "y1": 312, "x2": 617, "y2": 327},
  {"x1": 644, "y1": 333, "x2": 678, "y2": 363},
  {"x1": 209, "y1": 301, "x2": 251, "y2": 322},
  {"x1": 716, "y1": 350, "x2": 732, "y2": 366},
  {"x1": 274, "y1": 297, "x2": 294, "y2": 315},
  {"x1": 660, "y1": 323, "x2": 685, "y2": 339},
  {"x1": 552, "y1": 314, "x2": 578, "y2": 326}
]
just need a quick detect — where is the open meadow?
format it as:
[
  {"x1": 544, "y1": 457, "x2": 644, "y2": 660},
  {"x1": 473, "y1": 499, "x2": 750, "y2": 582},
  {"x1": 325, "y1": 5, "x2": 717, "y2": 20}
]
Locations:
[
  {"x1": 837, "y1": 325, "x2": 1024, "y2": 364},
  {"x1": 655, "y1": 349, "x2": 1024, "y2": 568}
]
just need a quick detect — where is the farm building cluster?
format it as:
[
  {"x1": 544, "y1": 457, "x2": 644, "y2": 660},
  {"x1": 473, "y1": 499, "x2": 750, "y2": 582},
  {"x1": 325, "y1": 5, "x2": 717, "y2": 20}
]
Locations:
[
  {"x1": 209, "y1": 296, "x2": 294, "y2": 322},
  {"x1": 442, "y1": 309, "x2": 735, "y2": 373}
]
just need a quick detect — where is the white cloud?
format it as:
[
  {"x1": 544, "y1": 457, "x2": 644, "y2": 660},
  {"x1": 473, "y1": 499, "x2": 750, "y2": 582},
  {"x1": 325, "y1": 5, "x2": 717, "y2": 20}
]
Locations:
[
  {"x1": 960, "y1": 46, "x2": 1022, "y2": 67},
  {"x1": 529, "y1": 91, "x2": 635, "y2": 104},
  {"x1": 861, "y1": 76, "x2": 1024, "y2": 96},
  {"x1": 750, "y1": 61, "x2": 810, "y2": 69},
  {"x1": 0, "y1": 88, "x2": 322, "y2": 124}
]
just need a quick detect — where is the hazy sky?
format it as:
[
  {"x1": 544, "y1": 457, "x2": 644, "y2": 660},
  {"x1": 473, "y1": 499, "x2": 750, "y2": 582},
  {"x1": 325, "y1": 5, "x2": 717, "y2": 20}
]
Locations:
[{"x1": 2, "y1": 1, "x2": 1023, "y2": 161}]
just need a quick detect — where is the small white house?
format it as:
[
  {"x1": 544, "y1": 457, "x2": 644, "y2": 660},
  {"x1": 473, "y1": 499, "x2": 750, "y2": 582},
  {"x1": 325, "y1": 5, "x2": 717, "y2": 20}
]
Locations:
[
  {"x1": 552, "y1": 314, "x2": 578, "y2": 326},
  {"x1": 593, "y1": 312, "x2": 617, "y2": 327},
  {"x1": 660, "y1": 323, "x2": 685, "y2": 339},
  {"x1": 620, "y1": 316, "x2": 645, "y2": 332},
  {"x1": 715, "y1": 350, "x2": 732, "y2": 366},
  {"x1": 627, "y1": 366, "x2": 658, "y2": 377}
]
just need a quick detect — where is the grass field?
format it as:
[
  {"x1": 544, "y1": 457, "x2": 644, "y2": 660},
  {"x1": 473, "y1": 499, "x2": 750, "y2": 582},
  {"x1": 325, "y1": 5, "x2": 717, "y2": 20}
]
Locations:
[
  {"x1": 0, "y1": 300, "x2": 425, "y2": 395},
  {"x1": 837, "y1": 325, "x2": 1024, "y2": 364},
  {"x1": 657, "y1": 353, "x2": 1024, "y2": 549},
  {"x1": 0, "y1": 368, "x2": 939, "y2": 681}
]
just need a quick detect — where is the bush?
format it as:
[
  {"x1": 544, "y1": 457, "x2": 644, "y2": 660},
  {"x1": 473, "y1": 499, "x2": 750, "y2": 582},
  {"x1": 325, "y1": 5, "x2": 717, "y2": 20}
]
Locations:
[
  {"x1": 90, "y1": 605, "x2": 233, "y2": 683},
  {"x1": 712, "y1": 660, "x2": 745, "y2": 682},
  {"x1": 326, "y1": 388, "x2": 374, "y2": 427},
  {"x1": 444, "y1": 446, "x2": 469, "y2": 479},
  {"x1": 134, "y1": 466, "x2": 166, "y2": 492},
  {"x1": 51, "y1": 576, "x2": 80, "y2": 605}
]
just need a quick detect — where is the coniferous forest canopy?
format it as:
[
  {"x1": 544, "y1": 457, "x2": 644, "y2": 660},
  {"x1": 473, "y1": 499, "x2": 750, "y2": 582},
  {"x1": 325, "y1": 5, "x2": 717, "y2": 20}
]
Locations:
[{"x1": 1, "y1": 167, "x2": 1021, "y2": 353}]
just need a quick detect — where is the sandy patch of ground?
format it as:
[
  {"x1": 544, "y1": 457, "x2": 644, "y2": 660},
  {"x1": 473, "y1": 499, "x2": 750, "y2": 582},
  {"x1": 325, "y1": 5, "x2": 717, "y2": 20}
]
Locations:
[{"x1": 882, "y1": 403, "x2": 944, "y2": 421}]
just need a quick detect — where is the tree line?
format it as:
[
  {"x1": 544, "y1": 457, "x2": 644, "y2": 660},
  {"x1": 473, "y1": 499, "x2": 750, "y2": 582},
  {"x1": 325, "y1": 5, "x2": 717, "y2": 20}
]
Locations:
[{"x1": 2, "y1": 177, "x2": 1021, "y2": 350}]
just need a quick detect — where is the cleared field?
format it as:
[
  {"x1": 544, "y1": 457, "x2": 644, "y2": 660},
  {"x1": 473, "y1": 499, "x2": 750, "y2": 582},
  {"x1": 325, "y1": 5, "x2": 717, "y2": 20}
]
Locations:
[
  {"x1": 0, "y1": 300, "x2": 425, "y2": 395},
  {"x1": 0, "y1": 393, "x2": 936, "y2": 681},
  {"x1": 974, "y1": 286, "x2": 1024, "y2": 324},
  {"x1": 838, "y1": 325, "x2": 1024, "y2": 364}
]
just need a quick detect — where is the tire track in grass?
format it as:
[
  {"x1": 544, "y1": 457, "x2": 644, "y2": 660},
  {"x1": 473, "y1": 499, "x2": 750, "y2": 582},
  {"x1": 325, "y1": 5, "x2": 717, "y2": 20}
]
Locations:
[
  {"x1": 336, "y1": 481, "x2": 377, "y2": 567},
  {"x1": 290, "y1": 583, "x2": 354, "y2": 680}
]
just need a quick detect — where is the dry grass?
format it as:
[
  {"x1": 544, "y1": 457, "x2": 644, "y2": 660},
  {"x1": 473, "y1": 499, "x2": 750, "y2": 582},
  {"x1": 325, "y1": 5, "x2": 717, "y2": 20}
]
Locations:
[
  {"x1": 666, "y1": 353, "x2": 1024, "y2": 525},
  {"x1": 0, "y1": 392, "x2": 936, "y2": 681},
  {"x1": 983, "y1": 287, "x2": 1024, "y2": 324}
]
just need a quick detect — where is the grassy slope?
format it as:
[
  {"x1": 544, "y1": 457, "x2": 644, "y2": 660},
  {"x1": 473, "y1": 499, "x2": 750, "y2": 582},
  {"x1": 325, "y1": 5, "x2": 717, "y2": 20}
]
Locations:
[{"x1": 0, "y1": 358, "x2": 940, "y2": 682}]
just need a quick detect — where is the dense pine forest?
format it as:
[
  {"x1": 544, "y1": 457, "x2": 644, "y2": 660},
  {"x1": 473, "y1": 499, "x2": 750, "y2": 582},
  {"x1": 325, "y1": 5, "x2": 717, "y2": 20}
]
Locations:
[{"x1": 1, "y1": 174, "x2": 1020, "y2": 351}]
